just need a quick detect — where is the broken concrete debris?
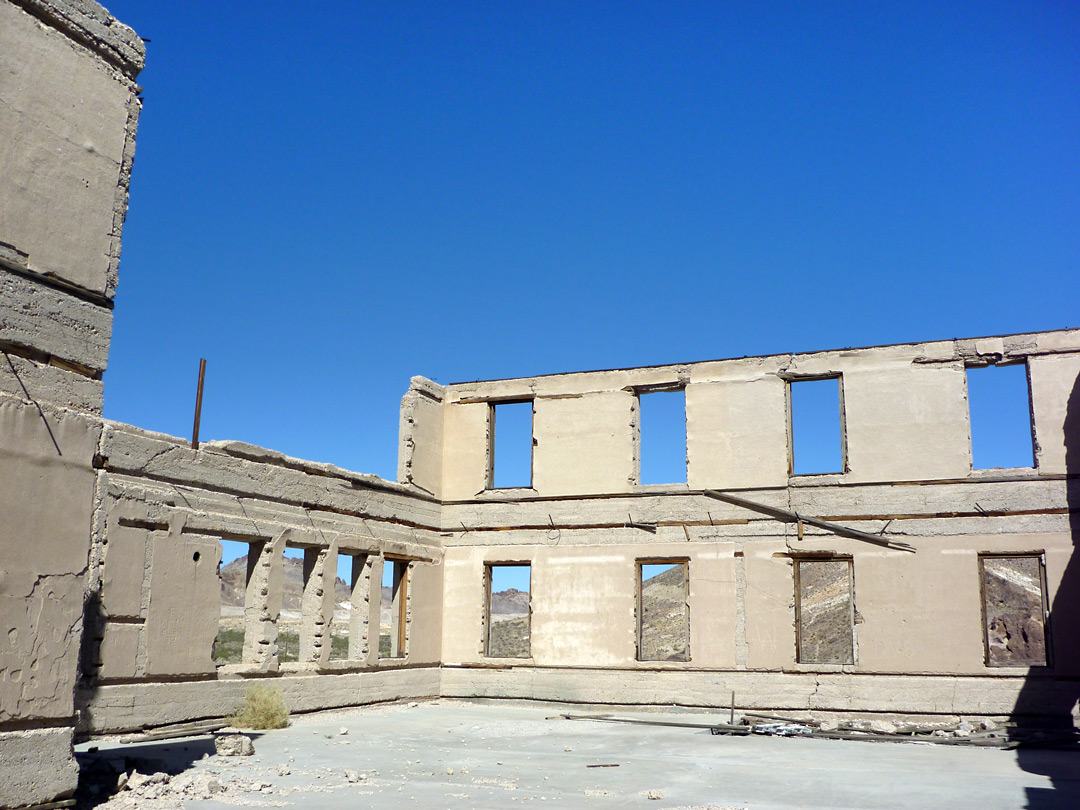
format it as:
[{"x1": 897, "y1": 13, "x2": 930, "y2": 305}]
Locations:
[{"x1": 213, "y1": 735, "x2": 255, "y2": 757}]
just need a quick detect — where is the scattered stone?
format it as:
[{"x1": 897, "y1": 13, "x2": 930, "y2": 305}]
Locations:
[
  {"x1": 116, "y1": 771, "x2": 130, "y2": 791},
  {"x1": 981, "y1": 719, "x2": 999, "y2": 731},
  {"x1": 819, "y1": 719, "x2": 839, "y2": 732},
  {"x1": 932, "y1": 730, "x2": 949, "y2": 738},
  {"x1": 868, "y1": 719, "x2": 898, "y2": 734},
  {"x1": 648, "y1": 789, "x2": 664, "y2": 800},
  {"x1": 461, "y1": 766, "x2": 470, "y2": 774},
  {"x1": 215, "y1": 734, "x2": 255, "y2": 756},
  {"x1": 339, "y1": 726, "x2": 349, "y2": 736},
  {"x1": 277, "y1": 763, "x2": 291, "y2": 776},
  {"x1": 409, "y1": 702, "x2": 420, "y2": 707},
  {"x1": 345, "y1": 769, "x2": 361, "y2": 783},
  {"x1": 127, "y1": 771, "x2": 170, "y2": 790},
  {"x1": 447, "y1": 767, "x2": 455, "y2": 775},
  {"x1": 564, "y1": 746, "x2": 573, "y2": 752}
]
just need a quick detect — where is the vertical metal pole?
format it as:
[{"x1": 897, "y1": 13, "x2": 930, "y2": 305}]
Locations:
[{"x1": 192, "y1": 358, "x2": 206, "y2": 449}]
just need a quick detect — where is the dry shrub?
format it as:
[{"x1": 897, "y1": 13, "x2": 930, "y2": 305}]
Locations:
[{"x1": 229, "y1": 685, "x2": 290, "y2": 729}]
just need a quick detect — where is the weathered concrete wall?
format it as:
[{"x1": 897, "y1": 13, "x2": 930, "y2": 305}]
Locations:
[
  {"x1": 78, "y1": 423, "x2": 446, "y2": 734},
  {"x1": 438, "y1": 520, "x2": 1076, "y2": 676},
  {"x1": 441, "y1": 400, "x2": 490, "y2": 499},
  {"x1": 440, "y1": 666, "x2": 1080, "y2": 718},
  {"x1": 397, "y1": 376, "x2": 444, "y2": 497},
  {"x1": 82, "y1": 668, "x2": 441, "y2": 734},
  {"x1": 0, "y1": 0, "x2": 141, "y2": 297},
  {"x1": 433, "y1": 330, "x2": 1079, "y2": 496},
  {"x1": 3, "y1": 0, "x2": 1080, "y2": 784},
  {"x1": 533, "y1": 391, "x2": 637, "y2": 496},
  {"x1": 0, "y1": 3, "x2": 142, "y2": 801},
  {"x1": 0, "y1": 382, "x2": 107, "y2": 808},
  {"x1": 0, "y1": 728, "x2": 80, "y2": 809},
  {"x1": 686, "y1": 373, "x2": 788, "y2": 489},
  {"x1": 426, "y1": 329, "x2": 1080, "y2": 719}
]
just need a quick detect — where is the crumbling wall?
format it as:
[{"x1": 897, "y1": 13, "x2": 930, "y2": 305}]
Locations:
[
  {"x1": 78, "y1": 426, "x2": 445, "y2": 733},
  {"x1": 397, "y1": 376, "x2": 444, "y2": 497},
  {"x1": 430, "y1": 330, "x2": 1080, "y2": 718},
  {"x1": 0, "y1": 1, "x2": 143, "y2": 805}
]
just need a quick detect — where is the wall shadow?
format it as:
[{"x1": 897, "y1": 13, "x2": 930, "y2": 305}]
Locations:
[
  {"x1": 74, "y1": 734, "x2": 265, "y2": 809},
  {"x1": 1012, "y1": 372, "x2": 1080, "y2": 809}
]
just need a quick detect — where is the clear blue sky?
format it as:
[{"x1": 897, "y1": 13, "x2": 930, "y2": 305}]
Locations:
[{"x1": 102, "y1": 0, "x2": 1079, "y2": 486}]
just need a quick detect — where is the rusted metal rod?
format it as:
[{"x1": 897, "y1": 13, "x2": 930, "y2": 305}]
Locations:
[
  {"x1": 701, "y1": 490, "x2": 916, "y2": 553},
  {"x1": 191, "y1": 357, "x2": 206, "y2": 449}
]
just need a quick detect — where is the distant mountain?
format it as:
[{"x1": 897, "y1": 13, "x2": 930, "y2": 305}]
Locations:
[
  {"x1": 220, "y1": 555, "x2": 350, "y2": 610},
  {"x1": 491, "y1": 587, "x2": 530, "y2": 615}
]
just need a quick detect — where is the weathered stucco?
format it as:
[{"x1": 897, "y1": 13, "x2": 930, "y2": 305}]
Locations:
[
  {"x1": 0, "y1": 0, "x2": 141, "y2": 297},
  {"x1": 0, "y1": 2, "x2": 143, "y2": 804}
]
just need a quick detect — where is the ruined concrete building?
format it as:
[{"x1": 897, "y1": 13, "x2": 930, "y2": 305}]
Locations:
[{"x1": 2, "y1": 1, "x2": 1078, "y2": 807}]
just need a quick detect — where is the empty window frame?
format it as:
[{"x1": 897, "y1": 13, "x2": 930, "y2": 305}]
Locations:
[
  {"x1": 966, "y1": 363, "x2": 1035, "y2": 470},
  {"x1": 380, "y1": 558, "x2": 409, "y2": 659},
  {"x1": 278, "y1": 545, "x2": 306, "y2": 663},
  {"x1": 795, "y1": 558, "x2": 854, "y2": 665},
  {"x1": 485, "y1": 563, "x2": 531, "y2": 658},
  {"x1": 328, "y1": 552, "x2": 367, "y2": 661},
  {"x1": 980, "y1": 554, "x2": 1048, "y2": 667},
  {"x1": 489, "y1": 400, "x2": 534, "y2": 488},
  {"x1": 638, "y1": 388, "x2": 687, "y2": 485},
  {"x1": 788, "y1": 376, "x2": 846, "y2": 476},
  {"x1": 214, "y1": 539, "x2": 253, "y2": 666},
  {"x1": 637, "y1": 560, "x2": 690, "y2": 662}
]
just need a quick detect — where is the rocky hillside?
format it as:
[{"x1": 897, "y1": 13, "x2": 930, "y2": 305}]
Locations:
[
  {"x1": 640, "y1": 564, "x2": 689, "y2": 661},
  {"x1": 491, "y1": 587, "x2": 530, "y2": 616},
  {"x1": 220, "y1": 555, "x2": 351, "y2": 610}
]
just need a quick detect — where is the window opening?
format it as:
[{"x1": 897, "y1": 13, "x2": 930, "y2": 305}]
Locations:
[
  {"x1": 214, "y1": 539, "x2": 251, "y2": 666},
  {"x1": 638, "y1": 389, "x2": 687, "y2": 485},
  {"x1": 789, "y1": 377, "x2": 845, "y2": 475},
  {"x1": 329, "y1": 552, "x2": 363, "y2": 661},
  {"x1": 277, "y1": 545, "x2": 305, "y2": 663},
  {"x1": 980, "y1": 555, "x2": 1048, "y2": 666},
  {"x1": 490, "y1": 400, "x2": 533, "y2": 488},
  {"x1": 795, "y1": 558, "x2": 854, "y2": 664},
  {"x1": 485, "y1": 564, "x2": 531, "y2": 658},
  {"x1": 637, "y1": 561, "x2": 689, "y2": 662},
  {"x1": 380, "y1": 558, "x2": 409, "y2": 659},
  {"x1": 967, "y1": 364, "x2": 1034, "y2": 470}
]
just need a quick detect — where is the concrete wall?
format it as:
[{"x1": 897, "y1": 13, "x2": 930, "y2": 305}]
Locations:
[
  {"x1": 3, "y1": 0, "x2": 1080, "y2": 803},
  {"x1": 423, "y1": 329, "x2": 1080, "y2": 719},
  {"x1": 0, "y1": 1, "x2": 142, "y2": 805},
  {"x1": 0, "y1": 0, "x2": 142, "y2": 298},
  {"x1": 425, "y1": 332, "x2": 1079, "y2": 499},
  {"x1": 78, "y1": 425, "x2": 446, "y2": 734}
]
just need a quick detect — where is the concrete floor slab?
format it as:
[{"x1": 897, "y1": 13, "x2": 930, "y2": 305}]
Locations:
[{"x1": 76, "y1": 700, "x2": 1080, "y2": 810}]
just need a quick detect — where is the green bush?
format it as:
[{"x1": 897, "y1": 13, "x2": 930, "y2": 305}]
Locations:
[
  {"x1": 229, "y1": 685, "x2": 290, "y2": 730},
  {"x1": 213, "y1": 627, "x2": 244, "y2": 665}
]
